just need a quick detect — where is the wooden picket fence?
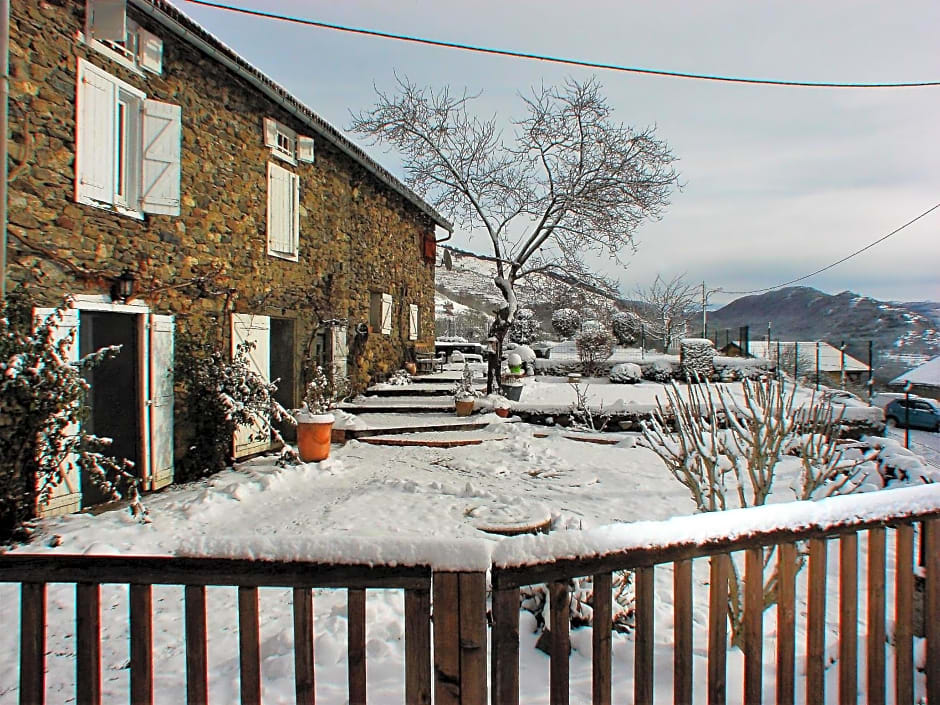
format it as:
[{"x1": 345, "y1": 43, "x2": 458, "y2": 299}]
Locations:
[{"x1": 1, "y1": 488, "x2": 939, "y2": 704}]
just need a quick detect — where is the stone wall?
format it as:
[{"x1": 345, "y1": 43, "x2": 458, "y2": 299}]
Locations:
[{"x1": 7, "y1": 0, "x2": 437, "y2": 403}]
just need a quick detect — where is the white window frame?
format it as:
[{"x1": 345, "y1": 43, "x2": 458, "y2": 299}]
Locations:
[
  {"x1": 266, "y1": 161, "x2": 300, "y2": 261},
  {"x1": 263, "y1": 117, "x2": 315, "y2": 165},
  {"x1": 76, "y1": 59, "x2": 146, "y2": 219},
  {"x1": 81, "y1": 12, "x2": 163, "y2": 76}
]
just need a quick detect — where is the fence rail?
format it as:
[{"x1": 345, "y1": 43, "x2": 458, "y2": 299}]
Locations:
[{"x1": 2, "y1": 486, "x2": 939, "y2": 704}]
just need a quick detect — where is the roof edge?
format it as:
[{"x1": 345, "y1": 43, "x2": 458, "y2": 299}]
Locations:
[{"x1": 131, "y1": 0, "x2": 453, "y2": 232}]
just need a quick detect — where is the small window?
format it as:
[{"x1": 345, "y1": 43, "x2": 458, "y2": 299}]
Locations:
[
  {"x1": 371, "y1": 293, "x2": 393, "y2": 335},
  {"x1": 85, "y1": 4, "x2": 164, "y2": 75},
  {"x1": 267, "y1": 162, "x2": 300, "y2": 260},
  {"x1": 263, "y1": 117, "x2": 315, "y2": 165}
]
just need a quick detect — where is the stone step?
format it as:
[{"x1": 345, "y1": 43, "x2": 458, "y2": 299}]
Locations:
[
  {"x1": 364, "y1": 383, "x2": 487, "y2": 397},
  {"x1": 335, "y1": 418, "x2": 499, "y2": 442},
  {"x1": 339, "y1": 397, "x2": 456, "y2": 414}
]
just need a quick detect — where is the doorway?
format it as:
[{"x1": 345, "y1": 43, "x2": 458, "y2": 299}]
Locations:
[{"x1": 79, "y1": 311, "x2": 140, "y2": 506}]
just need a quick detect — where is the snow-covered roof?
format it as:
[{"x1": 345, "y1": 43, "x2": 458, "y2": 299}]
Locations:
[
  {"x1": 890, "y1": 355, "x2": 940, "y2": 388},
  {"x1": 132, "y1": 0, "x2": 452, "y2": 232},
  {"x1": 747, "y1": 341, "x2": 869, "y2": 372}
]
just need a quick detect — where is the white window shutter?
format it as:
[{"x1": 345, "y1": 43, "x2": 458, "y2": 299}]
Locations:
[
  {"x1": 137, "y1": 27, "x2": 163, "y2": 74},
  {"x1": 148, "y1": 314, "x2": 174, "y2": 490},
  {"x1": 141, "y1": 99, "x2": 182, "y2": 215},
  {"x1": 409, "y1": 304, "x2": 419, "y2": 340},
  {"x1": 267, "y1": 162, "x2": 297, "y2": 256},
  {"x1": 381, "y1": 294, "x2": 392, "y2": 335},
  {"x1": 88, "y1": 0, "x2": 127, "y2": 42},
  {"x1": 33, "y1": 307, "x2": 83, "y2": 515},
  {"x1": 291, "y1": 172, "x2": 300, "y2": 255},
  {"x1": 75, "y1": 60, "x2": 116, "y2": 206},
  {"x1": 263, "y1": 117, "x2": 277, "y2": 148},
  {"x1": 297, "y1": 135, "x2": 315, "y2": 163}
]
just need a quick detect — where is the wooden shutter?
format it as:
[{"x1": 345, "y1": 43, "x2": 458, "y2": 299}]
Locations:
[
  {"x1": 75, "y1": 59, "x2": 115, "y2": 206},
  {"x1": 88, "y1": 0, "x2": 126, "y2": 41},
  {"x1": 33, "y1": 308, "x2": 83, "y2": 517},
  {"x1": 137, "y1": 27, "x2": 163, "y2": 74},
  {"x1": 297, "y1": 135, "x2": 315, "y2": 163},
  {"x1": 331, "y1": 324, "x2": 348, "y2": 381},
  {"x1": 263, "y1": 117, "x2": 278, "y2": 148},
  {"x1": 231, "y1": 313, "x2": 272, "y2": 458},
  {"x1": 408, "y1": 304, "x2": 419, "y2": 341},
  {"x1": 267, "y1": 162, "x2": 298, "y2": 257},
  {"x1": 141, "y1": 99, "x2": 181, "y2": 215},
  {"x1": 148, "y1": 315, "x2": 174, "y2": 490},
  {"x1": 381, "y1": 294, "x2": 393, "y2": 335}
]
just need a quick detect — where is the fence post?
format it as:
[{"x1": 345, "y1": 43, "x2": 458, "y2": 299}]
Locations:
[{"x1": 433, "y1": 571, "x2": 487, "y2": 705}]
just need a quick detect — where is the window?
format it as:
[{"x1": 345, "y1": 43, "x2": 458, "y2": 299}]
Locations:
[
  {"x1": 267, "y1": 162, "x2": 300, "y2": 260},
  {"x1": 408, "y1": 304, "x2": 419, "y2": 341},
  {"x1": 75, "y1": 59, "x2": 181, "y2": 217},
  {"x1": 85, "y1": 2, "x2": 164, "y2": 74},
  {"x1": 371, "y1": 293, "x2": 393, "y2": 335},
  {"x1": 263, "y1": 117, "x2": 315, "y2": 165}
]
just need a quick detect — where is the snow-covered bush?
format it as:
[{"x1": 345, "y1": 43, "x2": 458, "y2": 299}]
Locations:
[
  {"x1": 640, "y1": 359, "x2": 676, "y2": 382},
  {"x1": 176, "y1": 332, "x2": 293, "y2": 481},
  {"x1": 611, "y1": 311, "x2": 642, "y2": 345},
  {"x1": 609, "y1": 362, "x2": 642, "y2": 384},
  {"x1": 712, "y1": 356, "x2": 770, "y2": 382},
  {"x1": 575, "y1": 329, "x2": 613, "y2": 375},
  {"x1": 452, "y1": 363, "x2": 479, "y2": 401},
  {"x1": 509, "y1": 308, "x2": 541, "y2": 344},
  {"x1": 385, "y1": 368, "x2": 413, "y2": 386},
  {"x1": 1, "y1": 294, "x2": 142, "y2": 539},
  {"x1": 521, "y1": 571, "x2": 635, "y2": 635},
  {"x1": 551, "y1": 308, "x2": 581, "y2": 339},
  {"x1": 679, "y1": 338, "x2": 715, "y2": 382},
  {"x1": 302, "y1": 365, "x2": 348, "y2": 414}
]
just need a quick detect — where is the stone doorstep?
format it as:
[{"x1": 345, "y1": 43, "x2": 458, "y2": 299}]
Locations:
[
  {"x1": 357, "y1": 436, "x2": 506, "y2": 448},
  {"x1": 332, "y1": 420, "x2": 495, "y2": 443},
  {"x1": 363, "y1": 385, "x2": 487, "y2": 398},
  {"x1": 532, "y1": 432, "x2": 621, "y2": 446}
]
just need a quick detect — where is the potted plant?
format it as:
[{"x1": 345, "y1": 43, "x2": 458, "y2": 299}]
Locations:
[
  {"x1": 493, "y1": 396, "x2": 511, "y2": 418},
  {"x1": 500, "y1": 375, "x2": 524, "y2": 402},
  {"x1": 453, "y1": 363, "x2": 479, "y2": 417},
  {"x1": 295, "y1": 366, "x2": 344, "y2": 462}
]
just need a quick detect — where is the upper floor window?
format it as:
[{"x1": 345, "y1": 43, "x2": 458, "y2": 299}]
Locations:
[
  {"x1": 85, "y1": 0, "x2": 163, "y2": 74},
  {"x1": 267, "y1": 162, "x2": 300, "y2": 260},
  {"x1": 263, "y1": 117, "x2": 315, "y2": 166},
  {"x1": 76, "y1": 59, "x2": 181, "y2": 217}
]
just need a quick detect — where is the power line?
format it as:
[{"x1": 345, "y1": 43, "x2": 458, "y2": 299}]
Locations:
[
  {"x1": 720, "y1": 201, "x2": 940, "y2": 295},
  {"x1": 184, "y1": 0, "x2": 940, "y2": 89}
]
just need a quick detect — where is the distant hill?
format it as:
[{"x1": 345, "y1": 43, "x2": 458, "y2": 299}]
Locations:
[{"x1": 707, "y1": 287, "x2": 940, "y2": 382}]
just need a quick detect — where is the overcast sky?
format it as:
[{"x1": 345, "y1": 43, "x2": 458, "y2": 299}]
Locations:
[{"x1": 174, "y1": 0, "x2": 940, "y2": 305}]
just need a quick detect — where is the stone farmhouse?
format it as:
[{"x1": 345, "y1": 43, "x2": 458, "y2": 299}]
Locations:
[{"x1": 6, "y1": 0, "x2": 451, "y2": 516}]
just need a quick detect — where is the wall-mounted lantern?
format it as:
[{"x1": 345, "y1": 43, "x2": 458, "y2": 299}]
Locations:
[{"x1": 110, "y1": 269, "x2": 136, "y2": 303}]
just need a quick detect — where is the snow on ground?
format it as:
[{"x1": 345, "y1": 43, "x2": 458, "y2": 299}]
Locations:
[
  {"x1": 886, "y1": 423, "x2": 940, "y2": 468},
  {"x1": 0, "y1": 396, "x2": 931, "y2": 703}
]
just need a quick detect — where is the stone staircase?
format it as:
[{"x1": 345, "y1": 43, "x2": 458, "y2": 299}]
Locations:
[{"x1": 335, "y1": 370, "x2": 511, "y2": 447}]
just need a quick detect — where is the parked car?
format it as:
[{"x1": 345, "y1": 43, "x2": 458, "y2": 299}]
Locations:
[{"x1": 884, "y1": 398, "x2": 940, "y2": 432}]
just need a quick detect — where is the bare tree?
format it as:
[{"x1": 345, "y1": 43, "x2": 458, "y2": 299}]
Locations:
[
  {"x1": 350, "y1": 76, "x2": 678, "y2": 348},
  {"x1": 630, "y1": 274, "x2": 698, "y2": 352}
]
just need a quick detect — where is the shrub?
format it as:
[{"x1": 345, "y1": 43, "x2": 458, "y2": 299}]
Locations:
[
  {"x1": 611, "y1": 311, "x2": 642, "y2": 345},
  {"x1": 175, "y1": 332, "x2": 293, "y2": 481},
  {"x1": 609, "y1": 362, "x2": 642, "y2": 384},
  {"x1": 1, "y1": 294, "x2": 141, "y2": 539},
  {"x1": 551, "y1": 308, "x2": 580, "y2": 339},
  {"x1": 641, "y1": 359, "x2": 676, "y2": 383},
  {"x1": 575, "y1": 329, "x2": 614, "y2": 375},
  {"x1": 509, "y1": 308, "x2": 541, "y2": 344}
]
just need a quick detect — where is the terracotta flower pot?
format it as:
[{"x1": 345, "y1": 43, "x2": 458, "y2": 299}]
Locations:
[
  {"x1": 495, "y1": 407, "x2": 510, "y2": 418},
  {"x1": 455, "y1": 398, "x2": 475, "y2": 417},
  {"x1": 297, "y1": 414, "x2": 335, "y2": 462},
  {"x1": 404, "y1": 362, "x2": 417, "y2": 376}
]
